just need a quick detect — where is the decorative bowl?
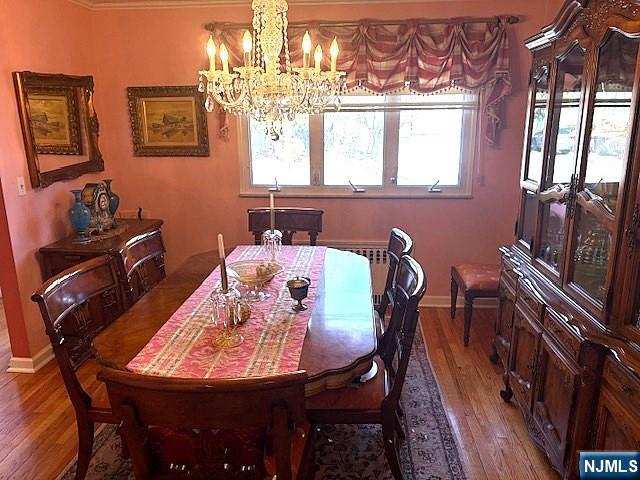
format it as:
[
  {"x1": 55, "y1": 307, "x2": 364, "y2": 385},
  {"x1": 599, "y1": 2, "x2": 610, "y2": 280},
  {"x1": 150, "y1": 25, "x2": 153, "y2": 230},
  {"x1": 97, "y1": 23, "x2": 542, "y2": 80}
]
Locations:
[{"x1": 227, "y1": 260, "x2": 284, "y2": 287}]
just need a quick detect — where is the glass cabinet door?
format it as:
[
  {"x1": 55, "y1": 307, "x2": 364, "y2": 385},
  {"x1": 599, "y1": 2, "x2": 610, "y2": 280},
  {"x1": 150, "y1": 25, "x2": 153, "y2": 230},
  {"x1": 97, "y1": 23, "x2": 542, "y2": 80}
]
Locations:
[
  {"x1": 526, "y1": 67, "x2": 550, "y2": 184},
  {"x1": 536, "y1": 45, "x2": 586, "y2": 275},
  {"x1": 568, "y1": 32, "x2": 640, "y2": 306}
]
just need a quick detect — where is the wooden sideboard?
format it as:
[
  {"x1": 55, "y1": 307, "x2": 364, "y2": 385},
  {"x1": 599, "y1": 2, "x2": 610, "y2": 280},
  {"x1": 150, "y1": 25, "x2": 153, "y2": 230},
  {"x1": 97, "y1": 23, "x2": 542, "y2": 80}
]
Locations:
[
  {"x1": 39, "y1": 218, "x2": 166, "y2": 304},
  {"x1": 496, "y1": 0, "x2": 640, "y2": 477}
]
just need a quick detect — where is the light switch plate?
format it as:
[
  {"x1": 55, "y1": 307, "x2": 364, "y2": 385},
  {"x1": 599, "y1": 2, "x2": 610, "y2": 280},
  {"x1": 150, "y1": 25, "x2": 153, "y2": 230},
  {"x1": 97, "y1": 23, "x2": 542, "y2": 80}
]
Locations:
[{"x1": 16, "y1": 177, "x2": 26, "y2": 196}]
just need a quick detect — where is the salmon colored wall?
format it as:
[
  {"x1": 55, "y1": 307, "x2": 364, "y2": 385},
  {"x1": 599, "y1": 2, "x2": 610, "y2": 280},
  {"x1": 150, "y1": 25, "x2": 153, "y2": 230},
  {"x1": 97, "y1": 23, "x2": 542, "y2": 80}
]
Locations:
[
  {"x1": 0, "y1": 0, "x2": 112, "y2": 358},
  {"x1": 91, "y1": 0, "x2": 561, "y2": 297},
  {"x1": 0, "y1": 0, "x2": 565, "y2": 359}
]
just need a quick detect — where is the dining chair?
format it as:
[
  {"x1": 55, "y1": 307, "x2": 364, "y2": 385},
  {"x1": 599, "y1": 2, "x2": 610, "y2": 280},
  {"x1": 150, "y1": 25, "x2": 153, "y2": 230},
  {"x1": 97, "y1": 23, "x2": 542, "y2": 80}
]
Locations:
[
  {"x1": 306, "y1": 255, "x2": 426, "y2": 480},
  {"x1": 99, "y1": 368, "x2": 310, "y2": 480},
  {"x1": 376, "y1": 228, "x2": 413, "y2": 357},
  {"x1": 248, "y1": 207, "x2": 323, "y2": 245},
  {"x1": 120, "y1": 229, "x2": 167, "y2": 304},
  {"x1": 31, "y1": 255, "x2": 130, "y2": 480}
]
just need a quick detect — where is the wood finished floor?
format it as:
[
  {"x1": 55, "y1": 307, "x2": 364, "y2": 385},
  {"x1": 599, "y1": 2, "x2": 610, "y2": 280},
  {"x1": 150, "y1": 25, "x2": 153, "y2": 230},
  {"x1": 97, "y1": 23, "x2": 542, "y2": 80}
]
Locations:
[{"x1": 0, "y1": 307, "x2": 558, "y2": 480}]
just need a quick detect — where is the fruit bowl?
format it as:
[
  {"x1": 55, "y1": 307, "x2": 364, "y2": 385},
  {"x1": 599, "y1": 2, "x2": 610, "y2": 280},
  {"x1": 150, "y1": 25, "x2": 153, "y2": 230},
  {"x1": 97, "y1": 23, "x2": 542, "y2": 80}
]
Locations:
[{"x1": 227, "y1": 260, "x2": 284, "y2": 287}]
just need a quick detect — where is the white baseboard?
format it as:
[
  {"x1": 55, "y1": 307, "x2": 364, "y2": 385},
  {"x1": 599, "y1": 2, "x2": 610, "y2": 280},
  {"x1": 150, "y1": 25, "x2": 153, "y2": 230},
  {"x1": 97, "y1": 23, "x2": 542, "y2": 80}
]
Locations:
[
  {"x1": 420, "y1": 295, "x2": 498, "y2": 309},
  {"x1": 7, "y1": 345, "x2": 54, "y2": 373}
]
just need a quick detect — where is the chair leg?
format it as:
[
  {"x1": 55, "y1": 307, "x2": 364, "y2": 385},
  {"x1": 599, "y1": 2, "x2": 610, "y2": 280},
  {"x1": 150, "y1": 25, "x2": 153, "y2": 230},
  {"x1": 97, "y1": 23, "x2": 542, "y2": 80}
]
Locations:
[
  {"x1": 463, "y1": 298, "x2": 473, "y2": 347},
  {"x1": 383, "y1": 420, "x2": 404, "y2": 480},
  {"x1": 450, "y1": 277, "x2": 458, "y2": 319},
  {"x1": 74, "y1": 419, "x2": 95, "y2": 480},
  {"x1": 394, "y1": 410, "x2": 405, "y2": 442}
]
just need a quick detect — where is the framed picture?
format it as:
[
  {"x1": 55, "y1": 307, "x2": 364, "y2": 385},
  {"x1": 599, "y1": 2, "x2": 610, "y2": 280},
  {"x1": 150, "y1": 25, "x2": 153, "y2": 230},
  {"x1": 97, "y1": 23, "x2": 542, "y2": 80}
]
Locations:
[
  {"x1": 127, "y1": 86, "x2": 210, "y2": 156},
  {"x1": 13, "y1": 71, "x2": 104, "y2": 188}
]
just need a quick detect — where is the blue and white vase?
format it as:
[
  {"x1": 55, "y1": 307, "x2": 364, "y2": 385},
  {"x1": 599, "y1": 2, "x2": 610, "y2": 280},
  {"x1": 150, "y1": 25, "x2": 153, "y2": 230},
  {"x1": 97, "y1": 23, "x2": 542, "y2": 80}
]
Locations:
[
  {"x1": 103, "y1": 179, "x2": 120, "y2": 216},
  {"x1": 69, "y1": 190, "x2": 91, "y2": 241}
]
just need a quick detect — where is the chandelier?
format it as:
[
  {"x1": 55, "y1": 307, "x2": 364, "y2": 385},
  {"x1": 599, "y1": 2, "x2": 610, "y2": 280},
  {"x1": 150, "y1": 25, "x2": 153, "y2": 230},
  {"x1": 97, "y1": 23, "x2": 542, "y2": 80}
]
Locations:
[{"x1": 198, "y1": 0, "x2": 345, "y2": 140}]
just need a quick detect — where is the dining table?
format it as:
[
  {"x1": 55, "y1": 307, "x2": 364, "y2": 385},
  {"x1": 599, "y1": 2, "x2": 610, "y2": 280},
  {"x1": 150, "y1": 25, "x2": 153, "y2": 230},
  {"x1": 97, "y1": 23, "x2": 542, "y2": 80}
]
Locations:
[{"x1": 92, "y1": 245, "x2": 378, "y2": 396}]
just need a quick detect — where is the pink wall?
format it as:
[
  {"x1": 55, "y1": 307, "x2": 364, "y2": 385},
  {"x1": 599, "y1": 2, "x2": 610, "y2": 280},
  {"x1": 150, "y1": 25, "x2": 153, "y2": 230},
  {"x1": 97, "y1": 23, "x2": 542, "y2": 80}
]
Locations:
[
  {"x1": 0, "y1": 0, "x2": 112, "y2": 357},
  {"x1": 0, "y1": 0, "x2": 564, "y2": 359}
]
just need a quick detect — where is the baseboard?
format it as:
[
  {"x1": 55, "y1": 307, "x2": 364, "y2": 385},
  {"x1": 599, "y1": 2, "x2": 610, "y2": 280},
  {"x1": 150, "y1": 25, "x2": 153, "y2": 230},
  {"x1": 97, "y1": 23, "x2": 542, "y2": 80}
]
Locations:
[
  {"x1": 7, "y1": 345, "x2": 54, "y2": 373},
  {"x1": 420, "y1": 295, "x2": 497, "y2": 309}
]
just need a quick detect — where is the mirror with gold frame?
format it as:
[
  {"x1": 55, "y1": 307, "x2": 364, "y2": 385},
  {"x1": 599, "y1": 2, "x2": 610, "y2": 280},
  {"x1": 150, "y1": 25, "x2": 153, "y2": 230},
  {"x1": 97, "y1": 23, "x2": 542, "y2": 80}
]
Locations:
[{"x1": 13, "y1": 71, "x2": 104, "y2": 188}]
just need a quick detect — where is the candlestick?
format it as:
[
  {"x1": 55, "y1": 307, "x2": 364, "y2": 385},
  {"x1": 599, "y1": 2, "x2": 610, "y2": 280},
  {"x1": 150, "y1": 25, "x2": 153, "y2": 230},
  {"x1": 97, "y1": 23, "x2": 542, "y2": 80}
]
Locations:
[
  {"x1": 242, "y1": 30, "x2": 252, "y2": 68},
  {"x1": 302, "y1": 31, "x2": 311, "y2": 69},
  {"x1": 220, "y1": 43, "x2": 229, "y2": 74},
  {"x1": 330, "y1": 37, "x2": 339, "y2": 73},
  {"x1": 206, "y1": 35, "x2": 217, "y2": 72},
  {"x1": 269, "y1": 193, "x2": 275, "y2": 233},
  {"x1": 218, "y1": 233, "x2": 228, "y2": 291},
  {"x1": 314, "y1": 45, "x2": 322, "y2": 74}
]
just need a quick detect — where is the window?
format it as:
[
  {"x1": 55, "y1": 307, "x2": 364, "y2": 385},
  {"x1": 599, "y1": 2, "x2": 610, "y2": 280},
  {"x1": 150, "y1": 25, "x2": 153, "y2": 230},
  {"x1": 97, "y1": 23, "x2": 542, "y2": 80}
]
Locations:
[{"x1": 240, "y1": 90, "x2": 478, "y2": 197}]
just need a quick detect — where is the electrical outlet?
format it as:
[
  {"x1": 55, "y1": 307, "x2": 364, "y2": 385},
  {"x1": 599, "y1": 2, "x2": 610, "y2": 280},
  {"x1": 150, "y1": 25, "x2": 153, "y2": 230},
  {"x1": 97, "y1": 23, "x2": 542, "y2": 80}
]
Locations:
[{"x1": 16, "y1": 177, "x2": 26, "y2": 196}]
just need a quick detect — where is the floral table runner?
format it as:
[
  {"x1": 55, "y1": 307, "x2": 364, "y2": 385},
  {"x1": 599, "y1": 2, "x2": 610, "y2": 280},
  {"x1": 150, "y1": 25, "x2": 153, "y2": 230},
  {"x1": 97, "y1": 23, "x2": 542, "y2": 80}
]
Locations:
[{"x1": 127, "y1": 245, "x2": 326, "y2": 378}]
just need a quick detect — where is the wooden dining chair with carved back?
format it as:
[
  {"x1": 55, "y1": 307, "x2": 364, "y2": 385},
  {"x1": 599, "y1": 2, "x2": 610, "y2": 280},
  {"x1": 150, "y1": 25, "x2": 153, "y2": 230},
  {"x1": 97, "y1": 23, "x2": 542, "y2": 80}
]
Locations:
[
  {"x1": 306, "y1": 255, "x2": 426, "y2": 480},
  {"x1": 31, "y1": 255, "x2": 130, "y2": 480},
  {"x1": 99, "y1": 368, "x2": 310, "y2": 480},
  {"x1": 248, "y1": 207, "x2": 323, "y2": 246},
  {"x1": 376, "y1": 228, "x2": 413, "y2": 357},
  {"x1": 120, "y1": 229, "x2": 167, "y2": 304}
]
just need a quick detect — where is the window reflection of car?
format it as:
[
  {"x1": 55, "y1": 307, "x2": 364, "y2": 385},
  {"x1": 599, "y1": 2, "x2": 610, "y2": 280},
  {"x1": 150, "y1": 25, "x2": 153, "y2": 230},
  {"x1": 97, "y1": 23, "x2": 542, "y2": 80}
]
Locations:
[
  {"x1": 594, "y1": 136, "x2": 626, "y2": 157},
  {"x1": 531, "y1": 127, "x2": 574, "y2": 154}
]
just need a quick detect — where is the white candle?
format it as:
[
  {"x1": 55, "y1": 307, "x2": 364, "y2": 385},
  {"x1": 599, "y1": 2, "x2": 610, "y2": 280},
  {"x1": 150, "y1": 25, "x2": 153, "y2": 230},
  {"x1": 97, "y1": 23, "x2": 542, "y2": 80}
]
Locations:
[
  {"x1": 269, "y1": 193, "x2": 275, "y2": 233},
  {"x1": 242, "y1": 30, "x2": 252, "y2": 68},
  {"x1": 217, "y1": 233, "x2": 228, "y2": 291}
]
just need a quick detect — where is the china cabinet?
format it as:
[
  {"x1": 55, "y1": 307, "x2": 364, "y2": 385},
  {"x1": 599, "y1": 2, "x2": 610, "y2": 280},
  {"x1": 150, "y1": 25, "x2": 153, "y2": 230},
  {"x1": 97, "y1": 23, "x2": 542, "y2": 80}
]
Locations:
[{"x1": 497, "y1": 0, "x2": 640, "y2": 477}]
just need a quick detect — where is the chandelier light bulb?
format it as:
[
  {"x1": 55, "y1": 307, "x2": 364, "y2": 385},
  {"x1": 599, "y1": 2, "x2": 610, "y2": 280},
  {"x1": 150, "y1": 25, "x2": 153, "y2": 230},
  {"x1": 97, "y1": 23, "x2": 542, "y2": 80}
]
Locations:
[
  {"x1": 314, "y1": 44, "x2": 323, "y2": 73},
  {"x1": 330, "y1": 37, "x2": 339, "y2": 72},
  {"x1": 243, "y1": 30, "x2": 253, "y2": 53},
  {"x1": 206, "y1": 35, "x2": 217, "y2": 71},
  {"x1": 219, "y1": 43, "x2": 230, "y2": 74},
  {"x1": 302, "y1": 31, "x2": 312, "y2": 69}
]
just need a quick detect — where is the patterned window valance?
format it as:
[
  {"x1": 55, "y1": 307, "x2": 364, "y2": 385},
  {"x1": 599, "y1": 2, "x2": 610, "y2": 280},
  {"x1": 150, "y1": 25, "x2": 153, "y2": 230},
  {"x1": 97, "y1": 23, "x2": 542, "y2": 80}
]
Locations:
[{"x1": 211, "y1": 17, "x2": 512, "y2": 145}]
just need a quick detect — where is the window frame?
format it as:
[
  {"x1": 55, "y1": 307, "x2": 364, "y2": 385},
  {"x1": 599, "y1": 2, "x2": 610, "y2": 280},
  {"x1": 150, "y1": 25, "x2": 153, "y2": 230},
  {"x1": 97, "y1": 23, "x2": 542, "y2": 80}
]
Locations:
[{"x1": 238, "y1": 92, "x2": 479, "y2": 199}]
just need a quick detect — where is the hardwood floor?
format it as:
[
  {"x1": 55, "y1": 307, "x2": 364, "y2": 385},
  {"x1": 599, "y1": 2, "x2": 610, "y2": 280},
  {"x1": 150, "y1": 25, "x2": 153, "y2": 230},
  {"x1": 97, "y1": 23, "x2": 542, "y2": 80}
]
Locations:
[
  {"x1": 421, "y1": 307, "x2": 558, "y2": 480},
  {"x1": 0, "y1": 307, "x2": 558, "y2": 479}
]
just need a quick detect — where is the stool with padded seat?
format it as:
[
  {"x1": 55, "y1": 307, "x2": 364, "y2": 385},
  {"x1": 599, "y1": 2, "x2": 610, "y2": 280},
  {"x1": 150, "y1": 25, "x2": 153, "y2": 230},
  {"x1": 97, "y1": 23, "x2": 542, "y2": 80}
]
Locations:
[{"x1": 450, "y1": 263, "x2": 500, "y2": 347}]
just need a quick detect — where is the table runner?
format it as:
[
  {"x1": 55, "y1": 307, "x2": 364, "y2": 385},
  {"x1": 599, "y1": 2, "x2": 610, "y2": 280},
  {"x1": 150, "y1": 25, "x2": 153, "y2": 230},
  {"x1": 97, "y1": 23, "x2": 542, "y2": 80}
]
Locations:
[{"x1": 127, "y1": 245, "x2": 326, "y2": 378}]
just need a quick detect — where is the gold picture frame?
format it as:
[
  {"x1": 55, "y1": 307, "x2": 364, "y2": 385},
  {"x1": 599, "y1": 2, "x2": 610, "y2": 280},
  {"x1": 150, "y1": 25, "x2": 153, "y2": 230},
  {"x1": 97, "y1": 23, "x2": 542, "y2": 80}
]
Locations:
[
  {"x1": 13, "y1": 71, "x2": 104, "y2": 188},
  {"x1": 127, "y1": 86, "x2": 210, "y2": 156}
]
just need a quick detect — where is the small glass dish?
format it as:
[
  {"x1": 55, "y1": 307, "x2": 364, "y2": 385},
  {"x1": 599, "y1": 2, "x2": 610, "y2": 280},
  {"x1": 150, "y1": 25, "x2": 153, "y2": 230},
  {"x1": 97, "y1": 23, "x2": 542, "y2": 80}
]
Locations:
[{"x1": 227, "y1": 260, "x2": 284, "y2": 302}]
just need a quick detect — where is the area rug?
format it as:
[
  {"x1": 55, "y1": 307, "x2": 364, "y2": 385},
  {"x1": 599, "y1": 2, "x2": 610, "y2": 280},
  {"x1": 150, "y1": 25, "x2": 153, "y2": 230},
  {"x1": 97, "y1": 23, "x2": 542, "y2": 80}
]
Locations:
[{"x1": 59, "y1": 327, "x2": 466, "y2": 479}]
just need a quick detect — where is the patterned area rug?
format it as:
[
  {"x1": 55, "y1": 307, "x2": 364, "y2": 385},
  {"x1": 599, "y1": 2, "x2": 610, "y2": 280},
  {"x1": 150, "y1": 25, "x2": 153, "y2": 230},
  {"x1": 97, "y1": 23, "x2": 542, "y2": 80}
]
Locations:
[{"x1": 59, "y1": 328, "x2": 466, "y2": 479}]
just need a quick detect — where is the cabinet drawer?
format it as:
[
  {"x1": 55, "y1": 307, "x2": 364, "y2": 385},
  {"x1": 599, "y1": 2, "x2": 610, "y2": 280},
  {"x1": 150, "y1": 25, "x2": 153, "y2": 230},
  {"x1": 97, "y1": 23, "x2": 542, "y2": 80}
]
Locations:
[
  {"x1": 543, "y1": 308, "x2": 583, "y2": 361},
  {"x1": 500, "y1": 256, "x2": 521, "y2": 292},
  {"x1": 517, "y1": 277, "x2": 545, "y2": 320},
  {"x1": 603, "y1": 358, "x2": 640, "y2": 412}
]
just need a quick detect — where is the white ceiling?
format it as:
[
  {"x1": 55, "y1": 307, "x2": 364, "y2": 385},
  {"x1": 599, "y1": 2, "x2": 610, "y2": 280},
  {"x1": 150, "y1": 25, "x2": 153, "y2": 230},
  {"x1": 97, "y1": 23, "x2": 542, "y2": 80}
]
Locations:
[{"x1": 71, "y1": 0, "x2": 437, "y2": 9}]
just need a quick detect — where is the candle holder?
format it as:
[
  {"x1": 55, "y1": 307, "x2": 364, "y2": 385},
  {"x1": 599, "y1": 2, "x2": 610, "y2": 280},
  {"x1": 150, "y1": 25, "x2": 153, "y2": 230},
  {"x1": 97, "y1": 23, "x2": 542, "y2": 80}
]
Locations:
[
  {"x1": 209, "y1": 286, "x2": 243, "y2": 349},
  {"x1": 261, "y1": 229, "x2": 283, "y2": 262}
]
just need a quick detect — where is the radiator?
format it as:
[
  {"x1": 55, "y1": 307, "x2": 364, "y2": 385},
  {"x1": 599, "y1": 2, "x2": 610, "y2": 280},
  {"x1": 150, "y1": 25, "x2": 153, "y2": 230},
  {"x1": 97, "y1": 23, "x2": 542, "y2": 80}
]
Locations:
[{"x1": 320, "y1": 241, "x2": 389, "y2": 306}]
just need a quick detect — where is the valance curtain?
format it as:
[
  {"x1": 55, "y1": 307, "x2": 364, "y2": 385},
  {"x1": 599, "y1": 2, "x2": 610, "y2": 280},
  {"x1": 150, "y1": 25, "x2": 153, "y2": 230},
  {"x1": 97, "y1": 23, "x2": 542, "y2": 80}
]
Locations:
[{"x1": 211, "y1": 17, "x2": 511, "y2": 144}]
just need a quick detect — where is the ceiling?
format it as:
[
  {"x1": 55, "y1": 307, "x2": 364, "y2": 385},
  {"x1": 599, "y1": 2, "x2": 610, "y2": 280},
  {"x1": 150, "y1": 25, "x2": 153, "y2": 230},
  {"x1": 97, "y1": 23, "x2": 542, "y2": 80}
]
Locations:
[{"x1": 71, "y1": 0, "x2": 434, "y2": 9}]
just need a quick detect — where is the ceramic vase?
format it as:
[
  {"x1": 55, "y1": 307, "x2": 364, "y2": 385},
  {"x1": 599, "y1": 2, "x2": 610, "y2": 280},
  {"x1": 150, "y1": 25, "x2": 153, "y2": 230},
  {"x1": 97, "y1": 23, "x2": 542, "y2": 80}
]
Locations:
[
  {"x1": 69, "y1": 190, "x2": 91, "y2": 241},
  {"x1": 103, "y1": 179, "x2": 120, "y2": 216}
]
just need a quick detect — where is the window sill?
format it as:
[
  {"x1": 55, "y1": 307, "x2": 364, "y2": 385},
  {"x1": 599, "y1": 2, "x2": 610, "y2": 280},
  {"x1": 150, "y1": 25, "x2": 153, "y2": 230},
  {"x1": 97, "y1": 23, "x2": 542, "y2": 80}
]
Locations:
[{"x1": 239, "y1": 190, "x2": 473, "y2": 199}]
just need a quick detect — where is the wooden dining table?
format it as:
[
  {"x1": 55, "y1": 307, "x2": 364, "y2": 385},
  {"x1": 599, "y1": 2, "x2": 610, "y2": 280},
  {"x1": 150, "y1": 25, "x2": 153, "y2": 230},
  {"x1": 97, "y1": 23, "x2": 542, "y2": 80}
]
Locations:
[{"x1": 93, "y1": 247, "x2": 378, "y2": 396}]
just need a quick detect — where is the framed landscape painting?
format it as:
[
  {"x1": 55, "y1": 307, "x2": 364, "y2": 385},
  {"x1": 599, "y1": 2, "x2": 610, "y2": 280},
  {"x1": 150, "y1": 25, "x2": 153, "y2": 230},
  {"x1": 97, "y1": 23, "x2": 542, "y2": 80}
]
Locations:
[
  {"x1": 127, "y1": 86, "x2": 209, "y2": 156},
  {"x1": 27, "y1": 87, "x2": 83, "y2": 155}
]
